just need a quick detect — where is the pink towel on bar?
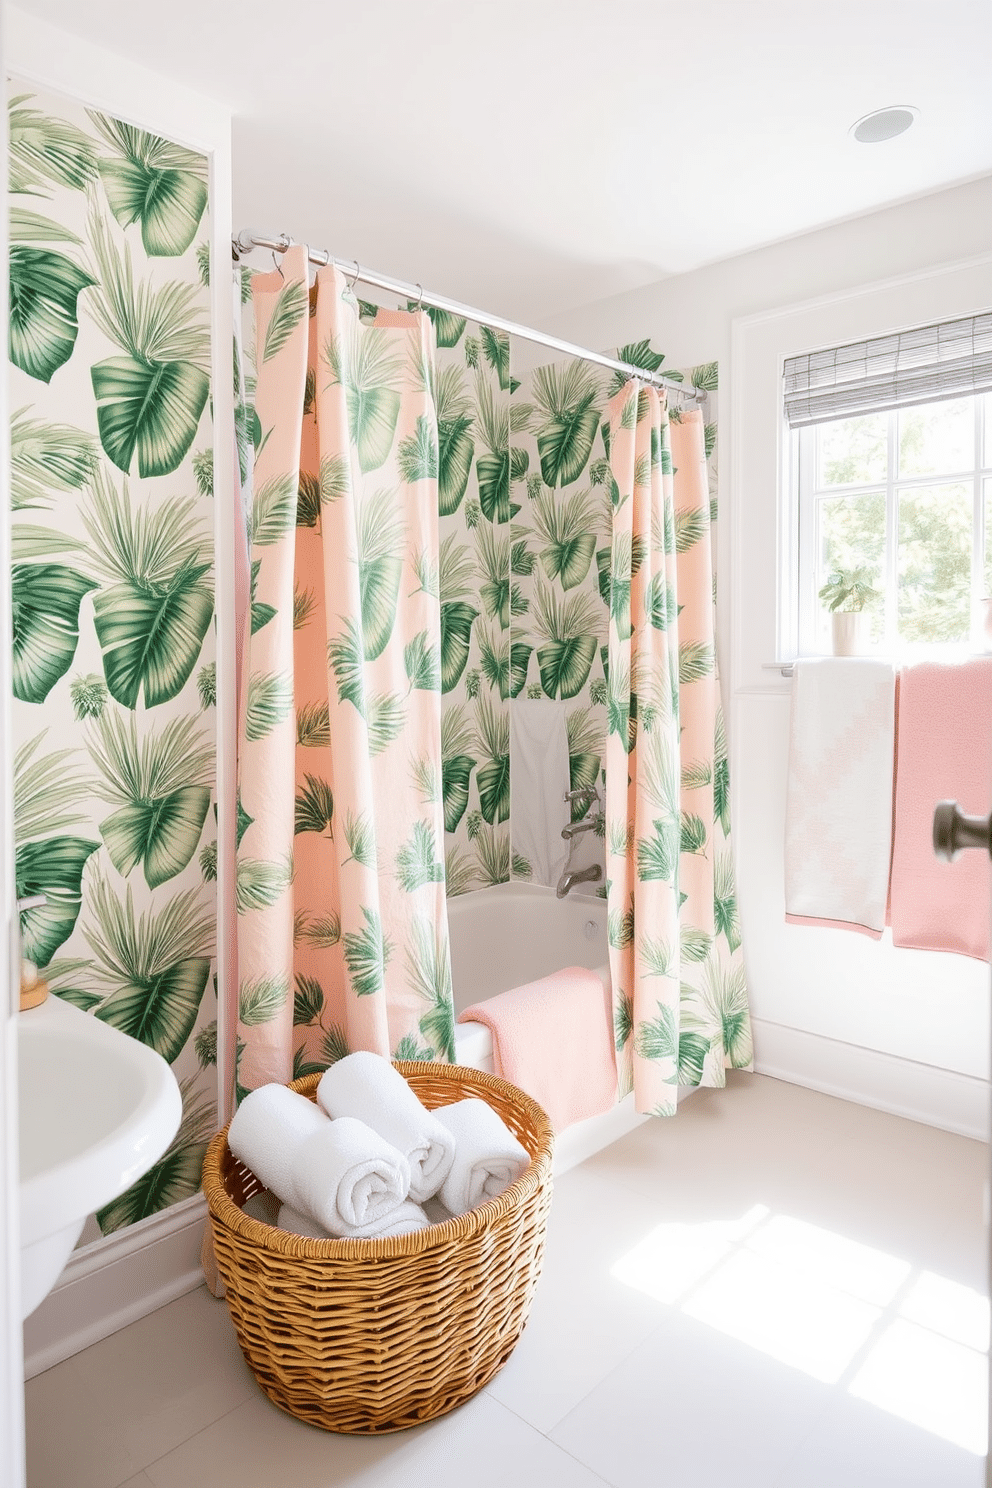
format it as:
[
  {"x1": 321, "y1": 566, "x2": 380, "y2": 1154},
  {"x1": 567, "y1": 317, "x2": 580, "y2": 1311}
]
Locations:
[
  {"x1": 889, "y1": 658, "x2": 992, "y2": 961},
  {"x1": 458, "y1": 967, "x2": 617, "y2": 1133}
]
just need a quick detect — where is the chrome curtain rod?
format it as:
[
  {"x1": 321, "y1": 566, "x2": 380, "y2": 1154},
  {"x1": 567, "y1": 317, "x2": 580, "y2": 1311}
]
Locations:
[{"x1": 232, "y1": 228, "x2": 706, "y2": 402}]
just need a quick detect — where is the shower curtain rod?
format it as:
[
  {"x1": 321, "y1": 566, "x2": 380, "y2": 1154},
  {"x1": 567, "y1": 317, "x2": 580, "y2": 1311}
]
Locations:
[{"x1": 232, "y1": 228, "x2": 706, "y2": 401}]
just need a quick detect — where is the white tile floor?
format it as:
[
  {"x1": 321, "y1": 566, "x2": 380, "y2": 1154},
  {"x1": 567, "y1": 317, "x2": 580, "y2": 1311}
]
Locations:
[{"x1": 24, "y1": 1072, "x2": 990, "y2": 1488}]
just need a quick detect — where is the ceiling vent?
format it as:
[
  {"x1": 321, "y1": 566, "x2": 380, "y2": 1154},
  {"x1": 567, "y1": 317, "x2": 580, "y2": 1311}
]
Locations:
[{"x1": 851, "y1": 107, "x2": 918, "y2": 144}]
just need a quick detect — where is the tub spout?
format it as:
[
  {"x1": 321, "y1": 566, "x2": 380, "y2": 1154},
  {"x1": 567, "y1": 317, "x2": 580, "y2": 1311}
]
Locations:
[{"x1": 555, "y1": 863, "x2": 603, "y2": 898}]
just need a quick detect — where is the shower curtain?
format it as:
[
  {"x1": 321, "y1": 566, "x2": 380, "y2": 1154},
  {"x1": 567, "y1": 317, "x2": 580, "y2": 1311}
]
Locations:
[
  {"x1": 234, "y1": 245, "x2": 454, "y2": 1098},
  {"x1": 605, "y1": 383, "x2": 751, "y2": 1115}
]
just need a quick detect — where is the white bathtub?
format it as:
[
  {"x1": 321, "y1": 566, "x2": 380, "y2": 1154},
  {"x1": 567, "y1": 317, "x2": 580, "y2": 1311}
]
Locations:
[{"x1": 447, "y1": 882, "x2": 646, "y2": 1173}]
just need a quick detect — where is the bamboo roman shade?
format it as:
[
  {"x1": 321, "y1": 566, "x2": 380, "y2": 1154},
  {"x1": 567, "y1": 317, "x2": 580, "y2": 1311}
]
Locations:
[{"x1": 783, "y1": 312, "x2": 992, "y2": 427}]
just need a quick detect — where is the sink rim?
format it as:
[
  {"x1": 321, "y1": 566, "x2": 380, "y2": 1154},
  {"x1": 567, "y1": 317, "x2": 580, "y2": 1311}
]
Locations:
[{"x1": 18, "y1": 995, "x2": 183, "y2": 1250}]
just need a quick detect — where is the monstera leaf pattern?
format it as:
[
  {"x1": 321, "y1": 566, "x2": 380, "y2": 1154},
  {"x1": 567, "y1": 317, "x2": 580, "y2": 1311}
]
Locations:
[
  {"x1": 235, "y1": 250, "x2": 455, "y2": 1092},
  {"x1": 603, "y1": 385, "x2": 751, "y2": 1116},
  {"x1": 7, "y1": 79, "x2": 217, "y2": 1235}
]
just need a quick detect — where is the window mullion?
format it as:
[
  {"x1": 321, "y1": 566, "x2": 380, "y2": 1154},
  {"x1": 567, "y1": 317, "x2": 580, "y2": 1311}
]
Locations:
[{"x1": 885, "y1": 410, "x2": 898, "y2": 648}]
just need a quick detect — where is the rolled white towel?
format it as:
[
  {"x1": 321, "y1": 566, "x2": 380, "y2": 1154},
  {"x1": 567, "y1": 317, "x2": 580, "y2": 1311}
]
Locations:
[
  {"x1": 277, "y1": 1199, "x2": 430, "y2": 1241},
  {"x1": 294, "y1": 1116, "x2": 411, "y2": 1237},
  {"x1": 227, "y1": 1085, "x2": 329, "y2": 1209},
  {"x1": 316, "y1": 1052, "x2": 455, "y2": 1203},
  {"x1": 434, "y1": 1098, "x2": 530, "y2": 1216}
]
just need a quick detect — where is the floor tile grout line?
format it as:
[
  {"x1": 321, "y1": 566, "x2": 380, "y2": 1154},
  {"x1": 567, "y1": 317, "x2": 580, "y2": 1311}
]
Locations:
[
  {"x1": 123, "y1": 1392, "x2": 257, "y2": 1488},
  {"x1": 479, "y1": 1389, "x2": 622, "y2": 1487}
]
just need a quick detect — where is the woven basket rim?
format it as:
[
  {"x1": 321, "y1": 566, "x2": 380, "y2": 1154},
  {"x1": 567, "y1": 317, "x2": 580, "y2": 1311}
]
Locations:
[{"x1": 201, "y1": 1060, "x2": 555, "y2": 1261}]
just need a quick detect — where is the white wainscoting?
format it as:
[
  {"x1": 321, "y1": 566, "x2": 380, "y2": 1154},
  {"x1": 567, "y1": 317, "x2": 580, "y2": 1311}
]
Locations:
[
  {"x1": 22, "y1": 1196, "x2": 208, "y2": 1380},
  {"x1": 752, "y1": 1016, "x2": 990, "y2": 1142}
]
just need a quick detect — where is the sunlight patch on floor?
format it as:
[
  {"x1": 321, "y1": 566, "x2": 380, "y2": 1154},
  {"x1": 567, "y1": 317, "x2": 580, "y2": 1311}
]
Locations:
[{"x1": 611, "y1": 1206, "x2": 988, "y2": 1455}]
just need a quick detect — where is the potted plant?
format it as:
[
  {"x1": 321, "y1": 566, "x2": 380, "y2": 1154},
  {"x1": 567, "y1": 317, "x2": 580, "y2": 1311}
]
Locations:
[{"x1": 818, "y1": 566, "x2": 879, "y2": 656}]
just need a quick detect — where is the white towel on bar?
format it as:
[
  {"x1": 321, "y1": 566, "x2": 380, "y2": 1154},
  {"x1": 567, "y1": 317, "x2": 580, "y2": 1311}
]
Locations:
[
  {"x1": 510, "y1": 699, "x2": 571, "y2": 887},
  {"x1": 434, "y1": 1098, "x2": 530, "y2": 1217},
  {"x1": 276, "y1": 1198, "x2": 430, "y2": 1241},
  {"x1": 784, "y1": 658, "x2": 896, "y2": 938},
  {"x1": 316, "y1": 1052, "x2": 455, "y2": 1203}
]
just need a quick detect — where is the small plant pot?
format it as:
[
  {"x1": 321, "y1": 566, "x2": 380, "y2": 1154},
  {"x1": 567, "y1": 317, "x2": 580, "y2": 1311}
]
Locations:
[{"x1": 831, "y1": 611, "x2": 870, "y2": 657}]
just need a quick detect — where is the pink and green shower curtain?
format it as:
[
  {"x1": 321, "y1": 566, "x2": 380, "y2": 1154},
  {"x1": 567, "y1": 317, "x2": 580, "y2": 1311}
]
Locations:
[
  {"x1": 234, "y1": 246, "x2": 454, "y2": 1098},
  {"x1": 605, "y1": 383, "x2": 751, "y2": 1115}
]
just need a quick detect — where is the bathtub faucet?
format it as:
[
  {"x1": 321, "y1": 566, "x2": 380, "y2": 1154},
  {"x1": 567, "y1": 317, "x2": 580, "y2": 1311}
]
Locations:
[
  {"x1": 556, "y1": 863, "x2": 603, "y2": 899},
  {"x1": 561, "y1": 814, "x2": 604, "y2": 841}
]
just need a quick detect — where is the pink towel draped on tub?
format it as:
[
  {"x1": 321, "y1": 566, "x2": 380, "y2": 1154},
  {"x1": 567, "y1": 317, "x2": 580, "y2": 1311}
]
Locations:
[
  {"x1": 458, "y1": 967, "x2": 617, "y2": 1133},
  {"x1": 889, "y1": 657, "x2": 992, "y2": 961}
]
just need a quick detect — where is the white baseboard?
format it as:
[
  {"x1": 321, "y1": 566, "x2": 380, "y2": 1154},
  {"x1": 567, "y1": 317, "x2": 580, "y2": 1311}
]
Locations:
[
  {"x1": 751, "y1": 1017, "x2": 990, "y2": 1142},
  {"x1": 22, "y1": 1194, "x2": 207, "y2": 1380}
]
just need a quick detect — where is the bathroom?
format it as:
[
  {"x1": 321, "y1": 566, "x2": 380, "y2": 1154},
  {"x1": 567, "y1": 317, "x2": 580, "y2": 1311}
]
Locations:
[{"x1": 1, "y1": 1, "x2": 990, "y2": 1484}]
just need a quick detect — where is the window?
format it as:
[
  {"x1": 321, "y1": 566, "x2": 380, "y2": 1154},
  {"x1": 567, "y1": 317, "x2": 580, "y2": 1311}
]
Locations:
[{"x1": 786, "y1": 314, "x2": 992, "y2": 656}]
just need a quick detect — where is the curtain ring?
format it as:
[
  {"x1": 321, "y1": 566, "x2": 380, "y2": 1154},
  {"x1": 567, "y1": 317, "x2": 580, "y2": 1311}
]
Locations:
[
  {"x1": 413, "y1": 283, "x2": 424, "y2": 311},
  {"x1": 346, "y1": 260, "x2": 361, "y2": 291}
]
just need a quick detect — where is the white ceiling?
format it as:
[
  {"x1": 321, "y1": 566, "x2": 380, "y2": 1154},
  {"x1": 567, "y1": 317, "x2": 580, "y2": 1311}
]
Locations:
[{"x1": 14, "y1": 0, "x2": 992, "y2": 324}]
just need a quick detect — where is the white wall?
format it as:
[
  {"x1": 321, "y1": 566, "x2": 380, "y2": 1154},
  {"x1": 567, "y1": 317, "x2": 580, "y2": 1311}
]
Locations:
[
  {"x1": 548, "y1": 180, "x2": 992, "y2": 1135},
  {"x1": 6, "y1": 5, "x2": 235, "y2": 1381}
]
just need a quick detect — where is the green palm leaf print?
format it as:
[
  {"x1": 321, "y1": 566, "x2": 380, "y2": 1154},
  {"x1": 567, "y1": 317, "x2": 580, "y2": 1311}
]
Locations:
[
  {"x1": 679, "y1": 641, "x2": 715, "y2": 685},
  {"x1": 8, "y1": 95, "x2": 97, "y2": 194},
  {"x1": 509, "y1": 641, "x2": 532, "y2": 698},
  {"x1": 244, "y1": 672, "x2": 293, "y2": 741},
  {"x1": 295, "y1": 775, "x2": 334, "y2": 836},
  {"x1": 357, "y1": 487, "x2": 404, "y2": 660},
  {"x1": 440, "y1": 600, "x2": 479, "y2": 693},
  {"x1": 476, "y1": 520, "x2": 510, "y2": 628},
  {"x1": 634, "y1": 1000, "x2": 678, "y2": 1064},
  {"x1": 404, "y1": 630, "x2": 441, "y2": 691},
  {"x1": 11, "y1": 561, "x2": 97, "y2": 703},
  {"x1": 10, "y1": 408, "x2": 96, "y2": 510},
  {"x1": 405, "y1": 915, "x2": 455, "y2": 1062},
  {"x1": 714, "y1": 851, "x2": 741, "y2": 952},
  {"x1": 531, "y1": 486, "x2": 596, "y2": 591},
  {"x1": 328, "y1": 619, "x2": 366, "y2": 714},
  {"x1": 397, "y1": 414, "x2": 439, "y2": 484},
  {"x1": 83, "y1": 469, "x2": 214, "y2": 709},
  {"x1": 435, "y1": 366, "x2": 475, "y2": 514},
  {"x1": 438, "y1": 416, "x2": 474, "y2": 515},
  {"x1": 90, "y1": 113, "x2": 208, "y2": 257},
  {"x1": 91, "y1": 354, "x2": 210, "y2": 479},
  {"x1": 532, "y1": 361, "x2": 603, "y2": 488},
  {"x1": 396, "y1": 821, "x2": 445, "y2": 892},
  {"x1": 420, "y1": 305, "x2": 466, "y2": 348},
  {"x1": 9, "y1": 245, "x2": 96, "y2": 383},
  {"x1": 614, "y1": 990, "x2": 633, "y2": 1052},
  {"x1": 532, "y1": 583, "x2": 600, "y2": 700},
  {"x1": 13, "y1": 736, "x2": 98, "y2": 967},
  {"x1": 261, "y1": 276, "x2": 308, "y2": 362},
  {"x1": 85, "y1": 212, "x2": 210, "y2": 476},
  {"x1": 475, "y1": 693, "x2": 510, "y2": 825},
  {"x1": 293, "y1": 974, "x2": 324, "y2": 1026},
  {"x1": 85, "y1": 876, "x2": 213, "y2": 1062},
  {"x1": 88, "y1": 711, "x2": 213, "y2": 888},
  {"x1": 343, "y1": 906, "x2": 392, "y2": 998},
  {"x1": 675, "y1": 507, "x2": 709, "y2": 554},
  {"x1": 343, "y1": 810, "x2": 377, "y2": 869},
  {"x1": 636, "y1": 817, "x2": 679, "y2": 882},
  {"x1": 325, "y1": 324, "x2": 404, "y2": 473},
  {"x1": 96, "y1": 1077, "x2": 215, "y2": 1234},
  {"x1": 239, "y1": 975, "x2": 291, "y2": 1030},
  {"x1": 16, "y1": 837, "x2": 100, "y2": 967}
]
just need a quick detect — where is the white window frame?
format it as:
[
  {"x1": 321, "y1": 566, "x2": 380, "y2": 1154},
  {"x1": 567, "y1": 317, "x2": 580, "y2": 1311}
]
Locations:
[{"x1": 793, "y1": 393, "x2": 992, "y2": 657}]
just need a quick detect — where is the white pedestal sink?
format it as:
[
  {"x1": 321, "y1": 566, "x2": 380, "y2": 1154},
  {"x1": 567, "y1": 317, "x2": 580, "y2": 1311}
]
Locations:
[{"x1": 18, "y1": 995, "x2": 183, "y2": 1318}]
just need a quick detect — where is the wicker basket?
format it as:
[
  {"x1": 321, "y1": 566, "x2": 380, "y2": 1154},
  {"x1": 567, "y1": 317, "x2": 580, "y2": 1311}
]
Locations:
[{"x1": 201, "y1": 1062, "x2": 555, "y2": 1434}]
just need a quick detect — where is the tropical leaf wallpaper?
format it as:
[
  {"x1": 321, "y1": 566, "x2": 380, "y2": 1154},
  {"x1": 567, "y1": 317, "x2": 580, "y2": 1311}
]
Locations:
[
  {"x1": 349, "y1": 311, "x2": 721, "y2": 897},
  {"x1": 8, "y1": 80, "x2": 217, "y2": 1234}
]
